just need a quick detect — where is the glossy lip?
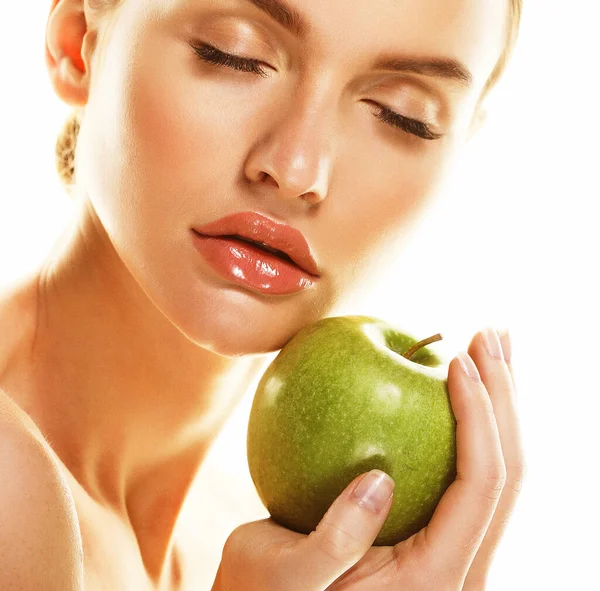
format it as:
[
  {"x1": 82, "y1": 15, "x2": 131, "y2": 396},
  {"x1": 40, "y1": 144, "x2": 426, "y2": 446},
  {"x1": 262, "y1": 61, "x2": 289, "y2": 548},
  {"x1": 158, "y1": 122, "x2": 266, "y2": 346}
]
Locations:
[
  {"x1": 191, "y1": 234, "x2": 318, "y2": 295},
  {"x1": 192, "y1": 212, "x2": 320, "y2": 277}
]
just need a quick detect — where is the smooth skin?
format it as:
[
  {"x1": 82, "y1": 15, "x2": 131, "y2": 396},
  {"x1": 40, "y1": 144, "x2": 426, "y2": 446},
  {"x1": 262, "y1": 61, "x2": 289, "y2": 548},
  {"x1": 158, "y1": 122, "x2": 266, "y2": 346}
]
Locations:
[
  {"x1": 0, "y1": 0, "x2": 523, "y2": 588},
  {"x1": 212, "y1": 329, "x2": 525, "y2": 590},
  {"x1": 0, "y1": 392, "x2": 84, "y2": 591}
]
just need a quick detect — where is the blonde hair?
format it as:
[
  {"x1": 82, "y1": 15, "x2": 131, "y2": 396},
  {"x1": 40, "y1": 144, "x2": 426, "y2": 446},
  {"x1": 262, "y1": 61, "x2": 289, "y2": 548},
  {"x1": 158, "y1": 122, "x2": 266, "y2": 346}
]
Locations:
[{"x1": 55, "y1": 0, "x2": 523, "y2": 188}]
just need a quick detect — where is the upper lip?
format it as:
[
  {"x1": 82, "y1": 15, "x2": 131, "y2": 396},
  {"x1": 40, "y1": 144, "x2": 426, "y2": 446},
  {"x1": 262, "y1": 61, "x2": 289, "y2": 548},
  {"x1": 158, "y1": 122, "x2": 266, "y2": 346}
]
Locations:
[{"x1": 193, "y1": 212, "x2": 320, "y2": 276}]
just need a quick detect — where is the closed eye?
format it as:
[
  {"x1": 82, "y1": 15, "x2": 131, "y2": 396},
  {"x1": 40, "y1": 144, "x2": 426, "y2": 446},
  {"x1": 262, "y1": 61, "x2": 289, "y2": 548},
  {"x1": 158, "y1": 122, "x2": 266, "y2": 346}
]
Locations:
[
  {"x1": 365, "y1": 101, "x2": 443, "y2": 141},
  {"x1": 191, "y1": 43, "x2": 444, "y2": 141},
  {"x1": 192, "y1": 43, "x2": 270, "y2": 78}
]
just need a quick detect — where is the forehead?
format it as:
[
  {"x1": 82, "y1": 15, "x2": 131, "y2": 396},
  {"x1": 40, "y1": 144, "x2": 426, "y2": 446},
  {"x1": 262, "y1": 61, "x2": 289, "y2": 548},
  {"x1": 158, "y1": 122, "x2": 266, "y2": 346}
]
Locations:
[{"x1": 289, "y1": 0, "x2": 507, "y2": 83}]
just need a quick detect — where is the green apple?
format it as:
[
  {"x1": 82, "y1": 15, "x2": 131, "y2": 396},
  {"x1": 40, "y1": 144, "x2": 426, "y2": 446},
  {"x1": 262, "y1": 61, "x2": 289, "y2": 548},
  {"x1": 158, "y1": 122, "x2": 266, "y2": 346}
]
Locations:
[{"x1": 246, "y1": 315, "x2": 457, "y2": 546}]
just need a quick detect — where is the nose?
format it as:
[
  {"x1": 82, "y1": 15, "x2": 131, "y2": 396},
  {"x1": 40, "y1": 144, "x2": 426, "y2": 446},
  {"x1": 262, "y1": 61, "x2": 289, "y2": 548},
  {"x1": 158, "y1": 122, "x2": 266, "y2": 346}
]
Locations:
[{"x1": 243, "y1": 90, "x2": 335, "y2": 206}]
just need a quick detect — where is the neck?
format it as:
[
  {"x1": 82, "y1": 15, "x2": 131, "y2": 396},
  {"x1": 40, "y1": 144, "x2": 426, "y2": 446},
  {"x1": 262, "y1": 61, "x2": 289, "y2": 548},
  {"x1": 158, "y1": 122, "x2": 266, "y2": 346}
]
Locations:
[{"x1": 0, "y1": 198, "x2": 269, "y2": 583}]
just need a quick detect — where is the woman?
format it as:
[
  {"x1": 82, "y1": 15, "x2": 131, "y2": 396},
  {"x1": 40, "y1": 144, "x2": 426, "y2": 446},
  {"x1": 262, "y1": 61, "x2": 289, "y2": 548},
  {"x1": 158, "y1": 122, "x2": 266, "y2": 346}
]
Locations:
[{"x1": 0, "y1": 0, "x2": 525, "y2": 589}]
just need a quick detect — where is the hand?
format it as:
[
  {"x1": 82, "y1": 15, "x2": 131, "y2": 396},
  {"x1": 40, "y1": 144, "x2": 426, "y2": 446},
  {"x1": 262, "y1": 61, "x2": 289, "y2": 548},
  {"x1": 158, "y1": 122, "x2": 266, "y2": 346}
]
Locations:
[{"x1": 212, "y1": 328, "x2": 525, "y2": 591}]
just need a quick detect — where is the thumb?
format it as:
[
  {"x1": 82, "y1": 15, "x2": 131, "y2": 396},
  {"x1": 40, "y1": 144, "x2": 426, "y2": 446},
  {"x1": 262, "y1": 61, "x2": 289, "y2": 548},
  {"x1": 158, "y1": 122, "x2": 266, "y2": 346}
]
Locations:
[{"x1": 285, "y1": 469, "x2": 395, "y2": 590}]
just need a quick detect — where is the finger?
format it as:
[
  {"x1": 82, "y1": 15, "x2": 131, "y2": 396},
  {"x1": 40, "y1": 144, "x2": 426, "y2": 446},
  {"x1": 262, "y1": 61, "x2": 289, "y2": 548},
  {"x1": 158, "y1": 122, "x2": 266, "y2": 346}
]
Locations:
[
  {"x1": 498, "y1": 329, "x2": 521, "y2": 409},
  {"x1": 413, "y1": 351, "x2": 506, "y2": 581},
  {"x1": 469, "y1": 329, "x2": 526, "y2": 495},
  {"x1": 218, "y1": 517, "x2": 302, "y2": 589},
  {"x1": 463, "y1": 329, "x2": 526, "y2": 585},
  {"x1": 283, "y1": 470, "x2": 394, "y2": 591}
]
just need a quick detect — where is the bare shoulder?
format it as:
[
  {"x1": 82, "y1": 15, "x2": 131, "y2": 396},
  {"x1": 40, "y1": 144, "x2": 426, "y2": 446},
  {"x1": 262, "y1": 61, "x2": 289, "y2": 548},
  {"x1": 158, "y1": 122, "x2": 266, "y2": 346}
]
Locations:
[{"x1": 0, "y1": 388, "x2": 84, "y2": 591}]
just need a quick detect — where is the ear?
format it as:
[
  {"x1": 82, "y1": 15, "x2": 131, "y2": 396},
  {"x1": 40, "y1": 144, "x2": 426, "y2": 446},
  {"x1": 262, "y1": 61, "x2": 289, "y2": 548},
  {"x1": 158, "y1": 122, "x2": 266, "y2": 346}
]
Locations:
[
  {"x1": 45, "y1": 0, "x2": 96, "y2": 108},
  {"x1": 466, "y1": 105, "x2": 488, "y2": 142}
]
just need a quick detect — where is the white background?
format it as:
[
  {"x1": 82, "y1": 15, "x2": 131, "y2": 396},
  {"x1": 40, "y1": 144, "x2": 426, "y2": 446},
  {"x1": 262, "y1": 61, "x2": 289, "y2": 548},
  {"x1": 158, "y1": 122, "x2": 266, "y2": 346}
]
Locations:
[{"x1": 1, "y1": 1, "x2": 599, "y2": 589}]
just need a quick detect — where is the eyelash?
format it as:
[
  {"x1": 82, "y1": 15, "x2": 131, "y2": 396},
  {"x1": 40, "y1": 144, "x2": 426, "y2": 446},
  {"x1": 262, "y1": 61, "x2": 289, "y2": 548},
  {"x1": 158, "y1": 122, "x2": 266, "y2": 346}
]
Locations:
[
  {"x1": 191, "y1": 43, "x2": 443, "y2": 141},
  {"x1": 371, "y1": 104, "x2": 443, "y2": 141},
  {"x1": 193, "y1": 43, "x2": 270, "y2": 78}
]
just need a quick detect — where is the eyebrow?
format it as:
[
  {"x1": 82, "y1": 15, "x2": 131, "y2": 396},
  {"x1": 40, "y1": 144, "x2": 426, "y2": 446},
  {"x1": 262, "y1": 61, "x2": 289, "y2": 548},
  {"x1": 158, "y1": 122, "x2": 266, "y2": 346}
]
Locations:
[
  {"x1": 372, "y1": 55, "x2": 473, "y2": 88},
  {"x1": 244, "y1": 0, "x2": 308, "y2": 38},
  {"x1": 243, "y1": 0, "x2": 473, "y2": 88}
]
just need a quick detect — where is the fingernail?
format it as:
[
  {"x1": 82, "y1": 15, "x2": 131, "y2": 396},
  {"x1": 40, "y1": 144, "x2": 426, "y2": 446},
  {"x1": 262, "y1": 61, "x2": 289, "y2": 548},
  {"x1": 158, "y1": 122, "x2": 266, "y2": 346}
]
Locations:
[
  {"x1": 351, "y1": 469, "x2": 394, "y2": 514},
  {"x1": 483, "y1": 328, "x2": 503, "y2": 360},
  {"x1": 497, "y1": 328, "x2": 511, "y2": 363},
  {"x1": 457, "y1": 351, "x2": 481, "y2": 382}
]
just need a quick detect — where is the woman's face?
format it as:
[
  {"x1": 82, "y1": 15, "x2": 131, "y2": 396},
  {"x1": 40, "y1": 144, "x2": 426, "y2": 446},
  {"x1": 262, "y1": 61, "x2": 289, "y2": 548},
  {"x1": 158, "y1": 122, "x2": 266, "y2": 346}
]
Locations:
[{"x1": 73, "y1": 0, "x2": 507, "y2": 356}]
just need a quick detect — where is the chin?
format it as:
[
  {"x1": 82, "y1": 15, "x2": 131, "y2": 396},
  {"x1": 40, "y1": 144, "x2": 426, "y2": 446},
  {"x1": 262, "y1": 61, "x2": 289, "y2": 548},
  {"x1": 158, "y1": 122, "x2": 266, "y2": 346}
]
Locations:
[
  {"x1": 161, "y1": 277, "x2": 332, "y2": 358},
  {"x1": 179, "y1": 309, "x2": 308, "y2": 359},
  {"x1": 123, "y1": 231, "x2": 338, "y2": 357}
]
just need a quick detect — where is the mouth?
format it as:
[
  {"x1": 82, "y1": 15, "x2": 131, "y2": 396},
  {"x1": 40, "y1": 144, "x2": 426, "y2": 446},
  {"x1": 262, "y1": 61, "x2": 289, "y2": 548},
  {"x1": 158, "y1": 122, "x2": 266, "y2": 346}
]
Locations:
[
  {"x1": 192, "y1": 211, "x2": 321, "y2": 277},
  {"x1": 221, "y1": 234, "x2": 297, "y2": 265}
]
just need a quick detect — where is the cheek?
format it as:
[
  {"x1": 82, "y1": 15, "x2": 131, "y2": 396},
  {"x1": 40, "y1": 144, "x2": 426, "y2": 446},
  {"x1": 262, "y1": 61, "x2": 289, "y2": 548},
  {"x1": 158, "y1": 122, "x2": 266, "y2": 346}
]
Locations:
[
  {"x1": 320, "y1": 140, "x2": 454, "y2": 293},
  {"x1": 125, "y1": 55, "x2": 220, "y2": 205},
  {"x1": 118, "y1": 45, "x2": 266, "y2": 226},
  {"x1": 81, "y1": 44, "x2": 242, "y2": 246}
]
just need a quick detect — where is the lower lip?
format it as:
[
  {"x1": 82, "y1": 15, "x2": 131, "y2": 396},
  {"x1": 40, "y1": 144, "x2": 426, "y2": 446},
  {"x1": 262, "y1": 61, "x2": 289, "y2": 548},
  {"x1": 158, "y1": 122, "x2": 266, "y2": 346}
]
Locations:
[{"x1": 191, "y1": 231, "x2": 319, "y2": 295}]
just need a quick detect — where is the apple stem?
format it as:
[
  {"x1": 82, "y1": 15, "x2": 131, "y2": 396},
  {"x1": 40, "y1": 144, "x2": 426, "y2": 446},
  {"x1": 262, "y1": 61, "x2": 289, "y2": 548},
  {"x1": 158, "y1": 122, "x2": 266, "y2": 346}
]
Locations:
[{"x1": 402, "y1": 333, "x2": 443, "y2": 360}]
